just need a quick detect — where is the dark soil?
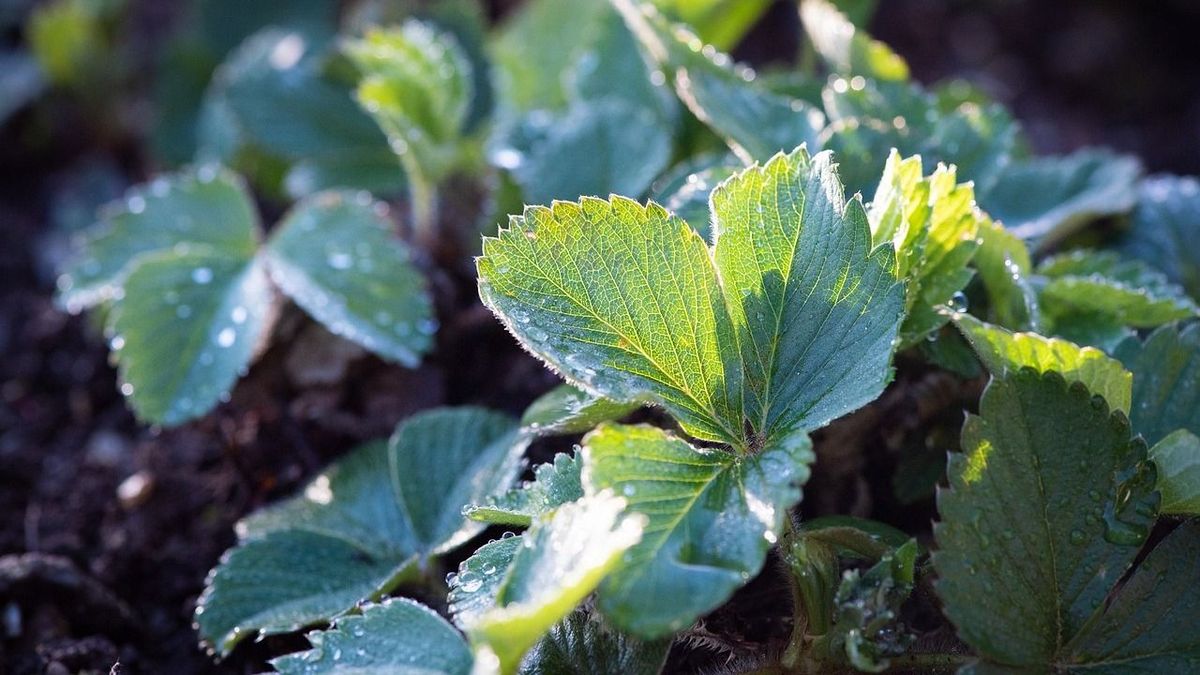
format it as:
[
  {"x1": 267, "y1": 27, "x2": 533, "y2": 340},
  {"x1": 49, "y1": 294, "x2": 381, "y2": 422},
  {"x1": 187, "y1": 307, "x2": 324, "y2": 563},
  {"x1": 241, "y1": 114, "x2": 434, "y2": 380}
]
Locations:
[{"x1": 3, "y1": 1, "x2": 1200, "y2": 673}]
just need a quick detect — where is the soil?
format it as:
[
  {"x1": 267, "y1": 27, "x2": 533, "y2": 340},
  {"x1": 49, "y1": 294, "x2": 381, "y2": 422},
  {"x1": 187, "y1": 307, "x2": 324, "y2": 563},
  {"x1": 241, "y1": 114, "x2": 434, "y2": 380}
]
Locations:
[{"x1": 3, "y1": 0, "x2": 1199, "y2": 673}]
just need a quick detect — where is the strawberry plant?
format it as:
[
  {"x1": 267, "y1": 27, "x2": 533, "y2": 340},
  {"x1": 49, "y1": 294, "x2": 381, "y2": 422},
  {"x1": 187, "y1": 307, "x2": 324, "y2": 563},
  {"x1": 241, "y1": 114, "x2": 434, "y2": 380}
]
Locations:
[{"x1": 15, "y1": 0, "x2": 1200, "y2": 673}]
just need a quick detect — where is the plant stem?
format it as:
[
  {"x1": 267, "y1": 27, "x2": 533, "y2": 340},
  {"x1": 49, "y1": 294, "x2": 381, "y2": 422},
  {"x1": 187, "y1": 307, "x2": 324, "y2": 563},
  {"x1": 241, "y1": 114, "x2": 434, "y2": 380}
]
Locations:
[{"x1": 403, "y1": 159, "x2": 439, "y2": 250}]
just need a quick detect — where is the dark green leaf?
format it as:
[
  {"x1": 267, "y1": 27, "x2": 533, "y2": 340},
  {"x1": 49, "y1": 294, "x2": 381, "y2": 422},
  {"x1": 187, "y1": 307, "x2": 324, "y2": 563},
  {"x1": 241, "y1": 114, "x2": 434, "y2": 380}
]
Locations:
[
  {"x1": 520, "y1": 385, "x2": 639, "y2": 436},
  {"x1": 465, "y1": 453, "x2": 584, "y2": 527},
  {"x1": 1114, "y1": 322, "x2": 1200, "y2": 446},
  {"x1": 1118, "y1": 176, "x2": 1200, "y2": 300},
  {"x1": 518, "y1": 608, "x2": 671, "y2": 675}
]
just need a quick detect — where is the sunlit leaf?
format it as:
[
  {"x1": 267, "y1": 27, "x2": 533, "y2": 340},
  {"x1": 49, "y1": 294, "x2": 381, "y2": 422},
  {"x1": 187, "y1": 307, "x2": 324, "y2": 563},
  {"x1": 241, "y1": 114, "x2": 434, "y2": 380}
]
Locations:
[
  {"x1": 1149, "y1": 430, "x2": 1200, "y2": 516},
  {"x1": 465, "y1": 453, "x2": 583, "y2": 527},
  {"x1": 799, "y1": 0, "x2": 908, "y2": 81},
  {"x1": 520, "y1": 384, "x2": 639, "y2": 436}
]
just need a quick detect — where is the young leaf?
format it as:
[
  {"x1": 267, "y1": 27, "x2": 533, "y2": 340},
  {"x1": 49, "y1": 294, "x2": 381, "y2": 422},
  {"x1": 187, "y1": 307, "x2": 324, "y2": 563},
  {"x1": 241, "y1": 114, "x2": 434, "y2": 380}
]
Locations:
[
  {"x1": 272, "y1": 598, "x2": 473, "y2": 675},
  {"x1": 981, "y1": 149, "x2": 1140, "y2": 246},
  {"x1": 867, "y1": 151, "x2": 981, "y2": 345},
  {"x1": 1038, "y1": 251, "x2": 1199, "y2": 332},
  {"x1": 614, "y1": 0, "x2": 825, "y2": 163},
  {"x1": 799, "y1": 0, "x2": 909, "y2": 81},
  {"x1": 711, "y1": 148, "x2": 905, "y2": 440},
  {"x1": 582, "y1": 423, "x2": 813, "y2": 637},
  {"x1": 108, "y1": 250, "x2": 274, "y2": 425},
  {"x1": 1114, "y1": 322, "x2": 1200, "y2": 446},
  {"x1": 58, "y1": 166, "x2": 259, "y2": 311},
  {"x1": 477, "y1": 196, "x2": 745, "y2": 445},
  {"x1": 1064, "y1": 520, "x2": 1200, "y2": 670},
  {"x1": 520, "y1": 384, "x2": 639, "y2": 436},
  {"x1": 972, "y1": 216, "x2": 1039, "y2": 331},
  {"x1": 518, "y1": 609, "x2": 672, "y2": 675},
  {"x1": 263, "y1": 190, "x2": 435, "y2": 367},
  {"x1": 465, "y1": 453, "x2": 584, "y2": 527},
  {"x1": 197, "y1": 408, "x2": 528, "y2": 654},
  {"x1": 934, "y1": 369, "x2": 1158, "y2": 669},
  {"x1": 448, "y1": 535, "x2": 523, "y2": 629},
  {"x1": 952, "y1": 313, "x2": 1131, "y2": 414},
  {"x1": 1148, "y1": 430, "x2": 1200, "y2": 516},
  {"x1": 467, "y1": 493, "x2": 645, "y2": 674},
  {"x1": 824, "y1": 539, "x2": 918, "y2": 672},
  {"x1": 1118, "y1": 175, "x2": 1200, "y2": 300}
]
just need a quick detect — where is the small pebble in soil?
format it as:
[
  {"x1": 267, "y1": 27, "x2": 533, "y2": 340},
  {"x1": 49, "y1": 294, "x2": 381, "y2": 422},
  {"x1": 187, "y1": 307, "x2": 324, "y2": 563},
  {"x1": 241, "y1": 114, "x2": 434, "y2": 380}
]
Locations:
[{"x1": 116, "y1": 471, "x2": 155, "y2": 510}]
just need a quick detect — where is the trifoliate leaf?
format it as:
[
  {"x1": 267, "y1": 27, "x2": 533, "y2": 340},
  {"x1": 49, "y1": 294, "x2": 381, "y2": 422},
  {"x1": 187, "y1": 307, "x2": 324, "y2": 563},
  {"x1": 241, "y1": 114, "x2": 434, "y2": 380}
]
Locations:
[
  {"x1": 981, "y1": 149, "x2": 1140, "y2": 246},
  {"x1": 448, "y1": 536, "x2": 523, "y2": 630},
  {"x1": 1114, "y1": 322, "x2": 1200, "y2": 446},
  {"x1": 520, "y1": 385, "x2": 639, "y2": 436},
  {"x1": 934, "y1": 369, "x2": 1158, "y2": 669},
  {"x1": 952, "y1": 313, "x2": 1131, "y2": 414},
  {"x1": 58, "y1": 166, "x2": 259, "y2": 311},
  {"x1": 465, "y1": 453, "x2": 584, "y2": 527},
  {"x1": 973, "y1": 216, "x2": 1040, "y2": 331},
  {"x1": 1064, "y1": 520, "x2": 1200, "y2": 671},
  {"x1": 1148, "y1": 430, "x2": 1200, "y2": 516},
  {"x1": 467, "y1": 493, "x2": 645, "y2": 675},
  {"x1": 510, "y1": 100, "x2": 672, "y2": 204},
  {"x1": 867, "y1": 151, "x2": 981, "y2": 345},
  {"x1": 799, "y1": 0, "x2": 909, "y2": 81},
  {"x1": 1037, "y1": 250, "x2": 1199, "y2": 331},
  {"x1": 478, "y1": 196, "x2": 745, "y2": 445},
  {"x1": 825, "y1": 539, "x2": 918, "y2": 673},
  {"x1": 263, "y1": 190, "x2": 435, "y2": 367},
  {"x1": 272, "y1": 598, "x2": 473, "y2": 675},
  {"x1": 197, "y1": 408, "x2": 527, "y2": 654},
  {"x1": 107, "y1": 249, "x2": 273, "y2": 426},
  {"x1": 614, "y1": 0, "x2": 825, "y2": 163},
  {"x1": 518, "y1": 608, "x2": 672, "y2": 675},
  {"x1": 1118, "y1": 175, "x2": 1200, "y2": 300},
  {"x1": 206, "y1": 29, "x2": 402, "y2": 198},
  {"x1": 582, "y1": 423, "x2": 813, "y2": 637},
  {"x1": 347, "y1": 21, "x2": 472, "y2": 186},
  {"x1": 712, "y1": 148, "x2": 905, "y2": 440}
]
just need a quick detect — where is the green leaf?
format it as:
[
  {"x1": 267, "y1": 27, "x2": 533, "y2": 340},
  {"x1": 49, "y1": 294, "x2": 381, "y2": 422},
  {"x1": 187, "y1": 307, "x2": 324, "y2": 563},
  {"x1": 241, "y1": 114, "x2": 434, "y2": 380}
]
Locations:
[
  {"x1": 582, "y1": 423, "x2": 813, "y2": 637},
  {"x1": 467, "y1": 493, "x2": 645, "y2": 675},
  {"x1": 347, "y1": 21, "x2": 472, "y2": 186},
  {"x1": 614, "y1": 0, "x2": 826, "y2": 163},
  {"x1": 508, "y1": 100, "x2": 673, "y2": 204},
  {"x1": 981, "y1": 149, "x2": 1140, "y2": 246},
  {"x1": 491, "y1": 0, "x2": 607, "y2": 112},
  {"x1": 867, "y1": 151, "x2": 981, "y2": 345},
  {"x1": 799, "y1": 0, "x2": 909, "y2": 81},
  {"x1": 518, "y1": 609, "x2": 672, "y2": 675},
  {"x1": 973, "y1": 215, "x2": 1040, "y2": 331},
  {"x1": 197, "y1": 408, "x2": 527, "y2": 654},
  {"x1": 825, "y1": 539, "x2": 918, "y2": 672},
  {"x1": 1118, "y1": 176, "x2": 1200, "y2": 300},
  {"x1": 952, "y1": 313, "x2": 1131, "y2": 414},
  {"x1": 58, "y1": 167, "x2": 259, "y2": 311},
  {"x1": 207, "y1": 29, "x2": 402, "y2": 198},
  {"x1": 1065, "y1": 520, "x2": 1200, "y2": 671},
  {"x1": 520, "y1": 385, "x2": 639, "y2": 436},
  {"x1": 465, "y1": 453, "x2": 584, "y2": 527},
  {"x1": 933, "y1": 369, "x2": 1158, "y2": 669},
  {"x1": 1037, "y1": 250, "x2": 1199, "y2": 330},
  {"x1": 263, "y1": 190, "x2": 435, "y2": 366},
  {"x1": 648, "y1": 0, "x2": 771, "y2": 51},
  {"x1": 107, "y1": 249, "x2": 273, "y2": 426},
  {"x1": 448, "y1": 535, "x2": 523, "y2": 630},
  {"x1": 649, "y1": 153, "x2": 739, "y2": 241},
  {"x1": 712, "y1": 148, "x2": 905, "y2": 440},
  {"x1": 567, "y1": 5, "x2": 678, "y2": 123},
  {"x1": 1148, "y1": 430, "x2": 1200, "y2": 516},
  {"x1": 28, "y1": 0, "x2": 108, "y2": 87},
  {"x1": 477, "y1": 196, "x2": 744, "y2": 445},
  {"x1": 1114, "y1": 322, "x2": 1200, "y2": 446},
  {"x1": 272, "y1": 598, "x2": 473, "y2": 675}
]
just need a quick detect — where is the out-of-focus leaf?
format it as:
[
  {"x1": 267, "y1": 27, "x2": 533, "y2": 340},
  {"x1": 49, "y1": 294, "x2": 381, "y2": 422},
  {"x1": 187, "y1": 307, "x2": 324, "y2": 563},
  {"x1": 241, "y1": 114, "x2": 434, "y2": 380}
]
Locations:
[
  {"x1": 520, "y1": 384, "x2": 639, "y2": 436},
  {"x1": 465, "y1": 453, "x2": 584, "y2": 527},
  {"x1": 648, "y1": 153, "x2": 738, "y2": 240},
  {"x1": 197, "y1": 409, "x2": 527, "y2": 654},
  {"x1": 800, "y1": 0, "x2": 908, "y2": 81},
  {"x1": 27, "y1": 0, "x2": 107, "y2": 87},
  {"x1": 648, "y1": 0, "x2": 770, "y2": 50},
  {"x1": 1149, "y1": 430, "x2": 1200, "y2": 516},
  {"x1": 263, "y1": 191, "x2": 434, "y2": 366},
  {"x1": 0, "y1": 52, "x2": 45, "y2": 126},
  {"x1": 272, "y1": 598, "x2": 474, "y2": 675},
  {"x1": 1118, "y1": 175, "x2": 1200, "y2": 300},
  {"x1": 981, "y1": 149, "x2": 1140, "y2": 246},
  {"x1": 491, "y1": 0, "x2": 607, "y2": 112}
]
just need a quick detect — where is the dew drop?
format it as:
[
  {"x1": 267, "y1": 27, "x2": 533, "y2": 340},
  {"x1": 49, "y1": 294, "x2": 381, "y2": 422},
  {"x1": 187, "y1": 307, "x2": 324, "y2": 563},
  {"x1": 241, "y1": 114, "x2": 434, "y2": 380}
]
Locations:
[
  {"x1": 217, "y1": 328, "x2": 236, "y2": 348},
  {"x1": 327, "y1": 252, "x2": 353, "y2": 270},
  {"x1": 127, "y1": 195, "x2": 146, "y2": 214},
  {"x1": 231, "y1": 306, "x2": 248, "y2": 324},
  {"x1": 948, "y1": 291, "x2": 969, "y2": 313},
  {"x1": 120, "y1": 383, "x2": 134, "y2": 396},
  {"x1": 192, "y1": 267, "x2": 213, "y2": 284}
]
